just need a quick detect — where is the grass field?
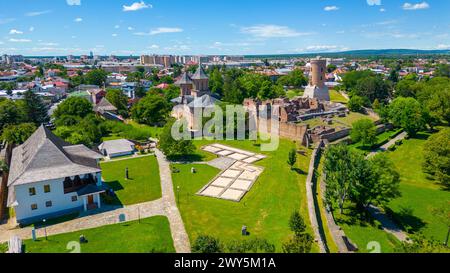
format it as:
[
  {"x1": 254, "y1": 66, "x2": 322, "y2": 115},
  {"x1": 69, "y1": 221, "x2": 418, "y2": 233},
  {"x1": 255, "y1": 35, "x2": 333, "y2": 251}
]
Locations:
[
  {"x1": 172, "y1": 138, "x2": 317, "y2": 252},
  {"x1": 330, "y1": 90, "x2": 348, "y2": 104},
  {"x1": 300, "y1": 112, "x2": 377, "y2": 129},
  {"x1": 386, "y1": 131, "x2": 450, "y2": 241},
  {"x1": 101, "y1": 156, "x2": 162, "y2": 206},
  {"x1": 23, "y1": 216, "x2": 175, "y2": 253},
  {"x1": 0, "y1": 243, "x2": 7, "y2": 253}
]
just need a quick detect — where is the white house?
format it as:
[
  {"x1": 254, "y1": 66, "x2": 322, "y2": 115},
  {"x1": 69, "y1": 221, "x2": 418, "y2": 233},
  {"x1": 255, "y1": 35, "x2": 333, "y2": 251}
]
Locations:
[
  {"x1": 98, "y1": 139, "x2": 136, "y2": 159},
  {"x1": 7, "y1": 126, "x2": 105, "y2": 225}
]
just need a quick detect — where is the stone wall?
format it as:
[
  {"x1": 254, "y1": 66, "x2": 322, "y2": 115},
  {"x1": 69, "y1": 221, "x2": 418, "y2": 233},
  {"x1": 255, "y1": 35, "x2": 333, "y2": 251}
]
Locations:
[{"x1": 257, "y1": 117, "x2": 309, "y2": 145}]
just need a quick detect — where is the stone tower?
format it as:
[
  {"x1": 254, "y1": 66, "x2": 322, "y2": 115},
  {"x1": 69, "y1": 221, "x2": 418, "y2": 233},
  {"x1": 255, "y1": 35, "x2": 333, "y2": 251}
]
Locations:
[
  {"x1": 175, "y1": 72, "x2": 193, "y2": 97},
  {"x1": 303, "y1": 57, "x2": 330, "y2": 101},
  {"x1": 191, "y1": 64, "x2": 210, "y2": 97}
]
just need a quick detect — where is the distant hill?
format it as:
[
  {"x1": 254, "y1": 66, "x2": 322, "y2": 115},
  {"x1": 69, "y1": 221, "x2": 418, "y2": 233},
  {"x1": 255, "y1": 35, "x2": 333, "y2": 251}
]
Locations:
[{"x1": 245, "y1": 49, "x2": 450, "y2": 59}]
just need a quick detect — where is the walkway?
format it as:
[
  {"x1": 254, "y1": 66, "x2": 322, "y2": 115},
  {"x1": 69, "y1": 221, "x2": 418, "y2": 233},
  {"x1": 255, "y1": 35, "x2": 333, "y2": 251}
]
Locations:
[
  {"x1": 1, "y1": 149, "x2": 192, "y2": 253},
  {"x1": 367, "y1": 131, "x2": 408, "y2": 158},
  {"x1": 365, "y1": 132, "x2": 409, "y2": 243},
  {"x1": 154, "y1": 149, "x2": 191, "y2": 253}
]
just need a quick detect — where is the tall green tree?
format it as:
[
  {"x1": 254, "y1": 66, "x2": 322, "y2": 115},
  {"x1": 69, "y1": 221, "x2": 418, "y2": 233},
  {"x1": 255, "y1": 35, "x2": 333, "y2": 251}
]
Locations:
[
  {"x1": 350, "y1": 119, "x2": 378, "y2": 148},
  {"x1": 353, "y1": 76, "x2": 391, "y2": 103},
  {"x1": 84, "y1": 69, "x2": 108, "y2": 86},
  {"x1": 389, "y1": 97, "x2": 426, "y2": 136},
  {"x1": 1, "y1": 123, "x2": 37, "y2": 145},
  {"x1": 159, "y1": 119, "x2": 195, "y2": 157},
  {"x1": 287, "y1": 148, "x2": 297, "y2": 170},
  {"x1": 131, "y1": 93, "x2": 170, "y2": 126},
  {"x1": 0, "y1": 100, "x2": 26, "y2": 130},
  {"x1": 106, "y1": 88, "x2": 128, "y2": 112},
  {"x1": 53, "y1": 97, "x2": 93, "y2": 120},
  {"x1": 23, "y1": 90, "x2": 49, "y2": 125},
  {"x1": 423, "y1": 128, "x2": 450, "y2": 188}
]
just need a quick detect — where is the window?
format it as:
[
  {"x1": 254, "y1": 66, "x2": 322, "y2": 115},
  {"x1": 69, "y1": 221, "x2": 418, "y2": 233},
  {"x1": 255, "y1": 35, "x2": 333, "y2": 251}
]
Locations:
[
  {"x1": 31, "y1": 204, "x2": 38, "y2": 210},
  {"x1": 29, "y1": 187, "x2": 36, "y2": 196},
  {"x1": 71, "y1": 196, "x2": 78, "y2": 202},
  {"x1": 44, "y1": 185, "x2": 51, "y2": 193},
  {"x1": 45, "y1": 201, "x2": 52, "y2": 208}
]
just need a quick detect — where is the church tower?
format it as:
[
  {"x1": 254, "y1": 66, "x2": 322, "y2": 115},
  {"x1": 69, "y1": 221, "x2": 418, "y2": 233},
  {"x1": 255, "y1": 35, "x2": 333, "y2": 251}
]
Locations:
[
  {"x1": 303, "y1": 57, "x2": 330, "y2": 101},
  {"x1": 191, "y1": 64, "x2": 210, "y2": 97},
  {"x1": 175, "y1": 72, "x2": 193, "y2": 97}
]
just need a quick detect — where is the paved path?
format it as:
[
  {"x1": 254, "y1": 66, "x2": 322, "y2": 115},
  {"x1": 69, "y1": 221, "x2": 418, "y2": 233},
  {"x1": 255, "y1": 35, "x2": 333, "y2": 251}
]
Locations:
[
  {"x1": 154, "y1": 149, "x2": 191, "y2": 253},
  {"x1": 367, "y1": 132, "x2": 407, "y2": 158},
  {"x1": 367, "y1": 205, "x2": 408, "y2": 242},
  {"x1": 1, "y1": 150, "x2": 192, "y2": 253},
  {"x1": 365, "y1": 132, "x2": 409, "y2": 243}
]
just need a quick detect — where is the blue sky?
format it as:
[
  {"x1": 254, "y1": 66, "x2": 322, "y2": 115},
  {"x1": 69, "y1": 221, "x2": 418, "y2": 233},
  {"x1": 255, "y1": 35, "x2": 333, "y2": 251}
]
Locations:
[{"x1": 0, "y1": 0, "x2": 449, "y2": 56}]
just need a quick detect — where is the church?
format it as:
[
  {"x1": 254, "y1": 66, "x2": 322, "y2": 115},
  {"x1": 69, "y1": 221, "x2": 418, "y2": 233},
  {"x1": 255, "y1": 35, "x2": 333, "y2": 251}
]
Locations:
[{"x1": 171, "y1": 64, "x2": 220, "y2": 131}]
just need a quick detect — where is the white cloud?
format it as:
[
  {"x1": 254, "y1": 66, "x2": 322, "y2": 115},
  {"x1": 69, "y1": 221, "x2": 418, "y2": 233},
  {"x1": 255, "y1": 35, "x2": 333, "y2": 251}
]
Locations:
[
  {"x1": 9, "y1": 38, "x2": 32, "y2": 43},
  {"x1": 29, "y1": 26, "x2": 35, "y2": 32},
  {"x1": 148, "y1": 44, "x2": 159, "y2": 49},
  {"x1": 241, "y1": 25, "x2": 310, "y2": 38},
  {"x1": 114, "y1": 25, "x2": 120, "y2": 29},
  {"x1": 26, "y1": 10, "x2": 52, "y2": 17},
  {"x1": 9, "y1": 29, "x2": 23, "y2": 35},
  {"x1": 436, "y1": 44, "x2": 450, "y2": 49},
  {"x1": 74, "y1": 17, "x2": 83, "y2": 22},
  {"x1": 112, "y1": 34, "x2": 118, "y2": 37},
  {"x1": 324, "y1": 6, "x2": 339, "y2": 11},
  {"x1": 39, "y1": 42, "x2": 59, "y2": 46},
  {"x1": 367, "y1": 0, "x2": 382, "y2": 6},
  {"x1": 66, "y1": 0, "x2": 81, "y2": 6},
  {"x1": 380, "y1": 8, "x2": 386, "y2": 12},
  {"x1": 123, "y1": 1, "x2": 152, "y2": 12},
  {"x1": 134, "y1": 27, "x2": 183, "y2": 36},
  {"x1": 128, "y1": 26, "x2": 134, "y2": 31},
  {"x1": 402, "y1": 2, "x2": 430, "y2": 10}
]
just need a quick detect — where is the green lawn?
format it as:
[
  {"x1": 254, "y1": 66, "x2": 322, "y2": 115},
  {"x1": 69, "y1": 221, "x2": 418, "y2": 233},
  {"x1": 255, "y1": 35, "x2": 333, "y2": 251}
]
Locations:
[
  {"x1": 172, "y1": 138, "x2": 317, "y2": 253},
  {"x1": 23, "y1": 216, "x2": 175, "y2": 253},
  {"x1": 349, "y1": 128, "x2": 404, "y2": 152},
  {"x1": 0, "y1": 243, "x2": 7, "y2": 253},
  {"x1": 386, "y1": 131, "x2": 450, "y2": 241},
  {"x1": 330, "y1": 90, "x2": 348, "y2": 104},
  {"x1": 101, "y1": 156, "x2": 162, "y2": 206},
  {"x1": 300, "y1": 112, "x2": 377, "y2": 129}
]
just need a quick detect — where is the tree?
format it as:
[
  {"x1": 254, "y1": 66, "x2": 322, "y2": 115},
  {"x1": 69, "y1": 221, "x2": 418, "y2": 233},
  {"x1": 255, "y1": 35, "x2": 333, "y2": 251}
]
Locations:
[
  {"x1": 131, "y1": 93, "x2": 170, "y2": 126},
  {"x1": 226, "y1": 238, "x2": 275, "y2": 253},
  {"x1": 106, "y1": 88, "x2": 128, "y2": 112},
  {"x1": 350, "y1": 119, "x2": 378, "y2": 147},
  {"x1": 389, "y1": 97, "x2": 425, "y2": 136},
  {"x1": 53, "y1": 97, "x2": 94, "y2": 120},
  {"x1": 324, "y1": 144, "x2": 363, "y2": 214},
  {"x1": 395, "y1": 234, "x2": 450, "y2": 253},
  {"x1": 209, "y1": 68, "x2": 224, "y2": 96},
  {"x1": 23, "y1": 90, "x2": 49, "y2": 125},
  {"x1": 0, "y1": 100, "x2": 26, "y2": 130},
  {"x1": 353, "y1": 76, "x2": 391, "y2": 103},
  {"x1": 1, "y1": 123, "x2": 37, "y2": 144},
  {"x1": 348, "y1": 95, "x2": 366, "y2": 112},
  {"x1": 159, "y1": 119, "x2": 195, "y2": 157},
  {"x1": 282, "y1": 233, "x2": 313, "y2": 253},
  {"x1": 431, "y1": 202, "x2": 450, "y2": 246},
  {"x1": 84, "y1": 69, "x2": 108, "y2": 86},
  {"x1": 352, "y1": 154, "x2": 401, "y2": 208},
  {"x1": 417, "y1": 80, "x2": 450, "y2": 125},
  {"x1": 289, "y1": 211, "x2": 306, "y2": 236},
  {"x1": 423, "y1": 128, "x2": 450, "y2": 187},
  {"x1": 435, "y1": 64, "x2": 450, "y2": 78},
  {"x1": 192, "y1": 235, "x2": 223, "y2": 253},
  {"x1": 287, "y1": 148, "x2": 297, "y2": 170},
  {"x1": 341, "y1": 70, "x2": 374, "y2": 91},
  {"x1": 277, "y1": 69, "x2": 308, "y2": 88}
]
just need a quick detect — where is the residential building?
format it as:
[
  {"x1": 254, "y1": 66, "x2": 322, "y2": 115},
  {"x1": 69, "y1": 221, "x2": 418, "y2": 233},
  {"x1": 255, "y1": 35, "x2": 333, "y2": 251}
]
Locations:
[
  {"x1": 7, "y1": 126, "x2": 105, "y2": 225},
  {"x1": 98, "y1": 139, "x2": 136, "y2": 159}
]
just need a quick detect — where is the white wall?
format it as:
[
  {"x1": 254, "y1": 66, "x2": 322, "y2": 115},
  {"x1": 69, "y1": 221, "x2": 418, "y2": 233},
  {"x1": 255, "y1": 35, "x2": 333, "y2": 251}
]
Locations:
[{"x1": 13, "y1": 172, "x2": 100, "y2": 222}]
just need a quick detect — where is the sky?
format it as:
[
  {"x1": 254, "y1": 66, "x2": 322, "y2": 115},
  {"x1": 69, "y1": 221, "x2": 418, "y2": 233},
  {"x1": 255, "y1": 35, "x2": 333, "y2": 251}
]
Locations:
[{"x1": 0, "y1": 0, "x2": 449, "y2": 56}]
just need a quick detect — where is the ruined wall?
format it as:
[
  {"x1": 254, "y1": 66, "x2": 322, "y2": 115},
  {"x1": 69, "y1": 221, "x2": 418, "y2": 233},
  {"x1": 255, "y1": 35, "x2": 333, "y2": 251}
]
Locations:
[{"x1": 257, "y1": 117, "x2": 309, "y2": 145}]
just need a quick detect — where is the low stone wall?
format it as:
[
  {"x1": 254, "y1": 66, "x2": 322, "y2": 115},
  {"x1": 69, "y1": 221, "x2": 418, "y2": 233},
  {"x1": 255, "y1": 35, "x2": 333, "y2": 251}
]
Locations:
[
  {"x1": 257, "y1": 117, "x2": 309, "y2": 145},
  {"x1": 321, "y1": 128, "x2": 351, "y2": 142}
]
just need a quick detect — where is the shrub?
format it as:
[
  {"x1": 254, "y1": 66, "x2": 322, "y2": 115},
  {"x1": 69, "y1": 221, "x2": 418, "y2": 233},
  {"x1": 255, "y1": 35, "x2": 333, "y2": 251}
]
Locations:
[{"x1": 192, "y1": 235, "x2": 223, "y2": 253}]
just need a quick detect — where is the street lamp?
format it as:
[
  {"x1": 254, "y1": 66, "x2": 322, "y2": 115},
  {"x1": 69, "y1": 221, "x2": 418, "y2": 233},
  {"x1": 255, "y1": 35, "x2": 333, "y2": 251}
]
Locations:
[
  {"x1": 176, "y1": 186, "x2": 180, "y2": 206},
  {"x1": 43, "y1": 219, "x2": 47, "y2": 241}
]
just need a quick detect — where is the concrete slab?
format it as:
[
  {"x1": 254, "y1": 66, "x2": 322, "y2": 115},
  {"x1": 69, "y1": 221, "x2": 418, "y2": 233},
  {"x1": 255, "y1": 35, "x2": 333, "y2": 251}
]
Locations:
[
  {"x1": 221, "y1": 189, "x2": 246, "y2": 201},
  {"x1": 228, "y1": 153, "x2": 249, "y2": 161},
  {"x1": 217, "y1": 150, "x2": 234, "y2": 156},
  {"x1": 243, "y1": 157, "x2": 260, "y2": 164},
  {"x1": 211, "y1": 177, "x2": 234, "y2": 187},
  {"x1": 230, "y1": 179, "x2": 253, "y2": 191},
  {"x1": 239, "y1": 170, "x2": 260, "y2": 180},
  {"x1": 222, "y1": 169, "x2": 242, "y2": 178},
  {"x1": 212, "y1": 144, "x2": 255, "y2": 156},
  {"x1": 207, "y1": 157, "x2": 236, "y2": 170},
  {"x1": 203, "y1": 146, "x2": 222, "y2": 153},
  {"x1": 201, "y1": 186, "x2": 224, "y2": 197}
]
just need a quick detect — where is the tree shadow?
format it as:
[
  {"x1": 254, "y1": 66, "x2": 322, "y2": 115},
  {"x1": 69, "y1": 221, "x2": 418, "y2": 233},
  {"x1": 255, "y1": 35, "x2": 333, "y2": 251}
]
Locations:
[
  {"x1": 292, "y1": 168, "x2": 306, "y2": 175},
  {"x1": 385, "y1": 206, "x2": 427, "y2": 234},
  {"x1": 168, "y1": 153, "x2": 205, "y2": 163},
  {"x1": 410, "y1": 132, "x2": 430, "y2": 140}
]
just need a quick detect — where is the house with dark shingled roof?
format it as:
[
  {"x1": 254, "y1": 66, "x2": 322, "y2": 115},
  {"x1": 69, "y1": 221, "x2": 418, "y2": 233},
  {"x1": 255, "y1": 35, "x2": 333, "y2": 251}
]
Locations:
[{"x1": 7, "y1": 125, "x2": 105, "y2": 225}]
